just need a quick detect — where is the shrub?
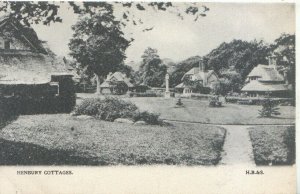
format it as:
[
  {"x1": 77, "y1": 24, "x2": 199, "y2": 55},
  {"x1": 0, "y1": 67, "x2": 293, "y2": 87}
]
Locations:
[
  {"x1": 74, "y1": 97, "x2": 163, "y2": 125},
  {"x1": 74, "y1": 97, "x2": 138, "y2": 121},
  {"x1": 129, "y1": 92, "x2": 157, "y2": 97},
  {"x1": 226, "y1": 96, "x2": 294, "y2": 106},
  {"x1": 112, "y1": 82, "x2": 128, "y2": 95},
  {"x1": 258, "y1": 99, "x2": 281, "y2": 117},
  {"x1": 209, "y1": 96, "x2": 222, "y2": 107},
  {"x1": 283, "y1": 127, "x2": 295, "y2": 164},
  {"x1": 176, "y1": 98, "x2": 183, "y2": 106},
  {"x1": 249, "y1": 126, "x2": 295, "y2": 165},
  {"x1": 134, "y1": 111, "x2": 162, "y2": 125}
]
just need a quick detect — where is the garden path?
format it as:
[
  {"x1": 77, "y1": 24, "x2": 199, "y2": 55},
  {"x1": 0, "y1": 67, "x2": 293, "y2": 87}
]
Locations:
[{"x1": 219, "y1": 125, "x2": 255, "y2": 166}]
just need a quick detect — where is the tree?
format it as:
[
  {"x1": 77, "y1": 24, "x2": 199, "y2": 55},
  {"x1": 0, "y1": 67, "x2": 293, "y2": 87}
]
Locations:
[
  {"x1": 115, "y1": 64, "x2": 136, "y2": 84},
  {"x1": 170, "y1": 56, "x2": 202, "y2": 87},
  {"x1": 0, "y1": 2, "x2": 209, "y2": 29},
  {"x1": 138, "y1": 48, "x2": 167, "y2": 87},
  {"x1": 271, "y1": 34, "x2": 295, "y2": 98},
  {"x1": 182, "y1": 76, "x2": 210, "y2": 94},
  {"x1": 0, "y1": 2, "x2": 209, "y2": 93},
  {"x1": 69, "y1": 12, "x2": 130, "y2": 94}
]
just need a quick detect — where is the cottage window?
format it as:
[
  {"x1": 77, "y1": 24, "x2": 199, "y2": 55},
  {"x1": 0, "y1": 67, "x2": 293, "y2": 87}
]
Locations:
[
  {"x1": 249, "y1": 93, "x2": 257, "y2": 97},
  {"x1": 4, "y1": 40, "x2": 10, "y2": 49}
]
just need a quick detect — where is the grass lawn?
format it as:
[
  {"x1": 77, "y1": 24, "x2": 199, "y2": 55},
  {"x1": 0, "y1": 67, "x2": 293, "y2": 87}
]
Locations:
[
  {"x1": 248, "y1": 126, "x2": 295, "y2": 165},
  {"x1": 0, "y1": 114, "x2": 226, "y2": 166},
  {"x1": 76, "y1": 94, "x2": 295, "y2": 125},
  {"x1": 127, "y1": 97, "x2": 294, "y2": 125}
]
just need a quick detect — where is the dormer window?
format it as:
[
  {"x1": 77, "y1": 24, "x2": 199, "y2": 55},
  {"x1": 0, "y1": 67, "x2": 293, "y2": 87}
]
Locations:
[
  {"x1": 4, "y1": 40, "x2": 10, "y2": 49},
  {"x1": 249, "y1": 76, "x2": 259, "y2": 81}
]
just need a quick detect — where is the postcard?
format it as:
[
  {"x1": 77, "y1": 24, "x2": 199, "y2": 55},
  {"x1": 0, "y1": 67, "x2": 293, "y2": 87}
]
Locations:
[{"x1": 0, "y1": 1, "x2": 296, "y2": 193}]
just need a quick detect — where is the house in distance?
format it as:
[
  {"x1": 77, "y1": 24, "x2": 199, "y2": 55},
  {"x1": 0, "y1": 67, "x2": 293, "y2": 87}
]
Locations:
[
  {"x1": 175, "y1": 60, "x2": 219, "y2": 94},
  {"x1": 100, "y1": 72, "x2": 134, "y2": 95},
  {"x1": 241, "y1": 55, "x2": 291, "y2": 98}
]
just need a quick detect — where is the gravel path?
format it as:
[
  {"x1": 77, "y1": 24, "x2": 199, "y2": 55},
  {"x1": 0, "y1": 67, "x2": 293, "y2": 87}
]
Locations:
[{"x1": 219, "y1": 125, "x2": 255, "y2": 166}]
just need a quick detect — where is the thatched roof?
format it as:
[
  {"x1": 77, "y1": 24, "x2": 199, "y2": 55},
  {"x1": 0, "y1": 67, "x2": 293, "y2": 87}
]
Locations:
[
  {"x1": 100, "y1": 72, "x2": 134, "y2": 88},
  {"x1": 248, "y1": 64, "x2": 284, "y2": 82},
  {"x1": 241, "y1": 80, "x2": 289, "y2": 92},
  {"x1": 0, "y1": 53, "x2": 72, "y2": 85},
  {"x1": 0, "y1": 15, "x2": 47, "y2": 54},
  {"x1": 0, "y1": 16, "x2": 73, "y2": 85},
  {"x1": 182, "y1": 67, "x2": 216, "y2": 81},
  {"x1": 175, "y1": 82, "x2": 186, "y2": 88}
]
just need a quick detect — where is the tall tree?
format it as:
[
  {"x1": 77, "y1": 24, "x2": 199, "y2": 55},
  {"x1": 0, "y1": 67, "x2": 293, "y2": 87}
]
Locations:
[
  {"x1": 271, "y1": 34, "x2": 295, "y2": 97},
  {"x1": 138, "y1": 48, "x2": 167, "y2": 87},
  {"x1": 69, "y1": 12, "x2": 130, "y2": 93}
]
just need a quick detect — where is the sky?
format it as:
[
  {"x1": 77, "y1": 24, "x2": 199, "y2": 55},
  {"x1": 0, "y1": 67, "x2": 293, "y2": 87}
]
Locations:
[{"x1": 32, "y1": 3, "x2": 295, "y2": 64}]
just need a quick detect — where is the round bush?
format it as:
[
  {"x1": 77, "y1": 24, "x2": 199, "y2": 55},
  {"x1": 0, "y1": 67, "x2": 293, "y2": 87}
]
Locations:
[{"x1": 74, "y1": 97, "x2": 162, "y2": 125}]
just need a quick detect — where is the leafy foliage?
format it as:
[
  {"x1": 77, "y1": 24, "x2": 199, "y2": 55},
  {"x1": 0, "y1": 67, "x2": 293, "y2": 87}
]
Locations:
[
  {"x1": 176, "y1": 98, "x2": 183, "y2": 106},
  {"x1": 249, "y1": 126, "x2": 295, "y2": 165},
  {"x1": 137, "y1": 47, "x2": 167, "y2": 87},
  {"x1": 111, "y1": 82, "x2": 128, "y2": 95},
  {"x1": 258, "y1": 99, "x2": 281, "y2": 117},
  {"x1": 69, "y1": 12, "x2": 130, "y2": 77},
  {"x1": 0, "y1": 1, "x2": 62, "y2": 26},
  {"x1": 170, "y1": 56, "x2": 202, "y2": 87},
  {"x1": 182, "y1": 76, "x2": 210, "y2": 94},
  {"x1": 74, "y1": 97, "x2": 138, "y2": 121},
  {"x1": 0, "y1": 2, "x2": 209, "y2": 29},
  {"x1": 272, "y1": 34, "x2": 295, "y2": 97},
  {"x1": 283, "y1": 126, "x2": 295, "y2": 164},
  {"x1": 74, "y1": 97, "x2": 162, "y2": 125},
  {"x1": 170, "y1": 36, "x2": 294, "y2": 94},
  {"x1": 209, "y1": 96, "x2": 222, "y2": 107},
  {"x1": 133, "y1": 111, "x2": 161, "y2": 125}
]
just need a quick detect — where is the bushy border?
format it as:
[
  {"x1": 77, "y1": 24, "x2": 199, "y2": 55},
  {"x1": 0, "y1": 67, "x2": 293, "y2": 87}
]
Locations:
[
  {"x1": 249, "y1": 126, "x2": 295, "y2": 165},
  {"x1": 226, "y1": 96, "x2": 294, "y2": 106},
  {"x1": 73, "y1": 97, "x2": 163, "y2": 125}
]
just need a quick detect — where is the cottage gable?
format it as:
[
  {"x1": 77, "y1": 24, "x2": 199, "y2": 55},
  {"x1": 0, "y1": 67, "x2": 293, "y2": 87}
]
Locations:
[
  {"x1": 0, "y1": 16, "x2": 47, "y2": 54},
  {"x1": 175, "y1": 63, "x2": 219, "y2": 94},
  {"x1": 0, "y1": 16, "x2": 72, "y2": 85},
  {"x1": 101, "y1": 72, "x2": 134, "y2": 88}
]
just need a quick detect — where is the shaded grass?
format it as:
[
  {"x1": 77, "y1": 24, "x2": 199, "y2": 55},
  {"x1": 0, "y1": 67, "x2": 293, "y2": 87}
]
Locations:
[
  {"x1": 0, "y1": 114, "x2": 226, "y2": 166},
  {"x1": 249, "y1": 126, "x2": 295, "y2": 165},
  {"x1": 0, "y1": 138, "x2": 99, "y2": 165}
]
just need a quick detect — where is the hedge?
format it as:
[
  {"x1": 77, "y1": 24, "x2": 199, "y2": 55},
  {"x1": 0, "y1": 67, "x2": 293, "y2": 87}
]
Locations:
[
  {"x1": 225, "y1": 96, "x2": 294, "y2": 106},
  {"x1": 129, "y1": 91, "x2": 175, "y2": 97}
]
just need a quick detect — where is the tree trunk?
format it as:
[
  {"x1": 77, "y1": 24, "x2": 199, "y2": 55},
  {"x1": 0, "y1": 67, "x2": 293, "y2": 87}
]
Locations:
[{"x1": 96, "y1": 74, "x2": 102, "y2": 94}]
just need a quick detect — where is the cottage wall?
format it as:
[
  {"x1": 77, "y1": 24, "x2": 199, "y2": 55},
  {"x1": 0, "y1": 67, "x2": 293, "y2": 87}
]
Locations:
[
  {"x1": 0, "y1": 24, "x2": 32, "y2": 51},
  {"x1": 207, "y1": 74, "x2": 218, "y2": 87},
  {"x1": 0, "y1": 36, "x2": 31, "y2": 51}
]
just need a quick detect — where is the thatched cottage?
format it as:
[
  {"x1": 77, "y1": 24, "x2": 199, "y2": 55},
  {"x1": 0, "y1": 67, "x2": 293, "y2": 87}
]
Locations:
[
  {"x1": 175, "y1": 61, "x2": 219, "y2": 94},
  {"x1": 100, "y1": 72, "x2": 134, "y2": 94},
  {"x1": 0, "y1": 16, "x2": 75, "y2": 112},
  {"x1": 241, "y1": 56, "x2": 291, "y2": 98}
]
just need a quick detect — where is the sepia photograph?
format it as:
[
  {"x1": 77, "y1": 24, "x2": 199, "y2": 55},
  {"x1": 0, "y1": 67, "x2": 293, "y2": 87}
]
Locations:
[{"x1": 0, "y1": 1, "x2": 296, "y2": 193}]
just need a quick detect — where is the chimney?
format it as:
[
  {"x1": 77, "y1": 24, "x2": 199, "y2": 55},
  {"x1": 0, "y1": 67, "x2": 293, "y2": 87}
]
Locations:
[
  {"x1": 268, "y1": 54, "x2": 277, "y2": 68},
  {"x1": 199, "y1": 58, "x2": 205, "y2": 72}
]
